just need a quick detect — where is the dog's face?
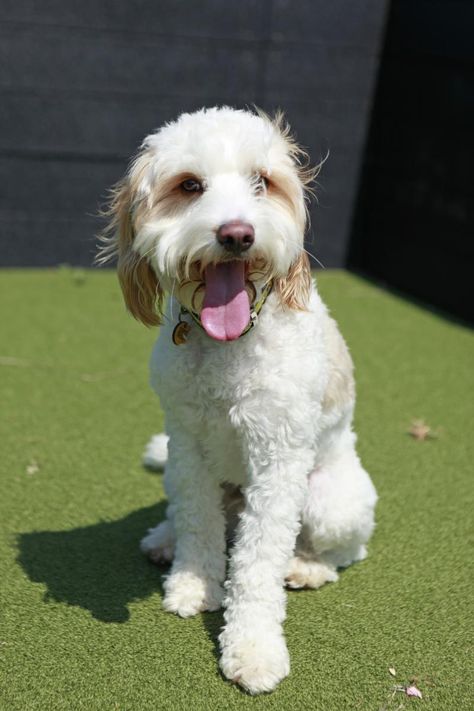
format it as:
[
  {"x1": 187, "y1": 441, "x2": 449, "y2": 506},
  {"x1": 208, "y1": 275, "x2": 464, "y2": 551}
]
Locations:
[{"x1": 99, "y1": 107, "x2": 315, "y2": 336}]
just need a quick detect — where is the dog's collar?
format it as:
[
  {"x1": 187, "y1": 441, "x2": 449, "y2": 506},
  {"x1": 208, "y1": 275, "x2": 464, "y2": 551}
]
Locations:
[{"x1": 172, "y1": 279, "x2": 273, "y2": 345}]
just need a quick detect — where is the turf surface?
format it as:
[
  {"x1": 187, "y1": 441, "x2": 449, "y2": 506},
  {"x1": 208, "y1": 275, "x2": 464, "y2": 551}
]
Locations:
[{"x1": 0, "y1": 268, "x2": 472, "y2": 710}]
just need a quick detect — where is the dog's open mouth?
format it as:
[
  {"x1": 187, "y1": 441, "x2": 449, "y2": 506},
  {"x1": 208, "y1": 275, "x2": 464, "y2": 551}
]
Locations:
[{"x1": 201, "y1": 261, "x2": 250, "y2": 341}]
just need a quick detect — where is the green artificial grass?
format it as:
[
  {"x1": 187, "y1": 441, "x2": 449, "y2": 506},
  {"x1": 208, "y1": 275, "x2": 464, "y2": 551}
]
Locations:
[{"x1": 0, "y1": 268, "x2": 472, "y2": 710}]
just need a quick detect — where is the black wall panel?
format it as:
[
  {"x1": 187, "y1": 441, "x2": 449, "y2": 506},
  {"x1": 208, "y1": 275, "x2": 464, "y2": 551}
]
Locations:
[
  {"x1": 1, "y1": 1, "x2": 387, "y2": 267},
  {"x1": 350, "y1": 0, "x2": 474, "y2": 322}
]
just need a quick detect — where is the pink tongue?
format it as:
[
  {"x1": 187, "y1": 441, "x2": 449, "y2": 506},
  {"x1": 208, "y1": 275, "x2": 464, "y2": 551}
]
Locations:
[{"x1": 201, "y1": 261, "x2": 250, "y2": 341}]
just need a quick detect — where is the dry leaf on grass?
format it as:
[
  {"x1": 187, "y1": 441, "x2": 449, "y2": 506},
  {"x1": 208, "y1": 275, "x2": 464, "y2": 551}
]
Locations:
[
  {"x1": 389, "y1": 667, "x2": 397, "y2": 677},
  {"x1": 408, "y1": 419, "x2": 439, "y2": 441},
  {"x1": 26, "y1": 459, "x2": 39, "y2": 476}
]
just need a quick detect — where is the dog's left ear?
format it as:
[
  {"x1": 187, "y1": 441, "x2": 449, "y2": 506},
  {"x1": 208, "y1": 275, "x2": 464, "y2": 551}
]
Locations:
[
  {"x1": 275, "y1": 252, "x2": 312, "y2": 311},
  {"x1": 97, "y1": 180, "x2": 163, "y2": 326}
]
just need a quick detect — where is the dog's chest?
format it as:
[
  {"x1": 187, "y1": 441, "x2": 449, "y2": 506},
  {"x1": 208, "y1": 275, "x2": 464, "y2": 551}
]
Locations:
[
  {"x1": 151, "y1": 322, "x2": 270, "y2": 414},
  {"x1": 150, "y1": 296, "x2": 328, "y2": 433}
]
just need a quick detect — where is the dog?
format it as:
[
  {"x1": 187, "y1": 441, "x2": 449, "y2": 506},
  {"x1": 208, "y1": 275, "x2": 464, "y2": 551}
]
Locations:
[{"x1": 98, "y1": 107, "x2": 377, "y2": 694}]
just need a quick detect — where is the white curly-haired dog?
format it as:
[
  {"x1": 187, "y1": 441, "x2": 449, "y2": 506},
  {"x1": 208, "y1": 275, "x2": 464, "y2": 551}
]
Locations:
[{"x1": 99, "y1": 106, "x2": 377, "y2": 694}]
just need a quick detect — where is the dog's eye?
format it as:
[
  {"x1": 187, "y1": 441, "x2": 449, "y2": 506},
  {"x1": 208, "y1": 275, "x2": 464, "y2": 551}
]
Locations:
[
  {"x1": 254, "y1": 174, "x2": 269, "y2": 193},
  {"x1": 181, "y1": 178, "x2": 203, "y2": 193}
]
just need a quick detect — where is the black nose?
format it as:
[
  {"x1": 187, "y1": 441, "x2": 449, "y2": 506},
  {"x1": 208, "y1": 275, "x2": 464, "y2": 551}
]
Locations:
[{"x1": 216, "y1": 220, "x2": 255, "y2": 254}]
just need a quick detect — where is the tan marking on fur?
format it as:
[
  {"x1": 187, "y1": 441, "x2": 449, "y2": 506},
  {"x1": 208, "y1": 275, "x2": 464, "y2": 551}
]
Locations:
[
  {"x1": 266, "y1": 169, "x2": 306, "y2": 234},
  {"x1": 275, "y1": 252, "x2": 312, "y2": 310},
  {"x1": 146, "y1": 171, "x2": 204, "y2": 217},
  {"x1": 322, "y1": 316, "x2": 355, "y2": 412},
  {"x1": 96, "y1": 178, "x2": 163, "y2": 326}
]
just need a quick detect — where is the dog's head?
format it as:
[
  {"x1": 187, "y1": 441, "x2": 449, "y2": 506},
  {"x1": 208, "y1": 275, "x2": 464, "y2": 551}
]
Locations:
[{"x1": 98, "y1": 107, "x2": 317, "y2": 339}]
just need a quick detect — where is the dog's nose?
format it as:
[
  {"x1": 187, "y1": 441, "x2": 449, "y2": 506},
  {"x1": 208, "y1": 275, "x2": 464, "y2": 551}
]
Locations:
[{"x1": 216, "y1": 220, "x2": 255, "y2": 254}]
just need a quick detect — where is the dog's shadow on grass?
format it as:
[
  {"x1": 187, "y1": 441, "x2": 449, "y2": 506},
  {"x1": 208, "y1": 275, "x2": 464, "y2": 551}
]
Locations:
[
  {"x1": 17, "y1": 499, "x2": 226, "y2": 662},
  {"x1": 202, "y1": 609, "x2": 225, "y2": 666},
  {"x1": 17, "y1": 501, "x2": 168, "y2": 623}
]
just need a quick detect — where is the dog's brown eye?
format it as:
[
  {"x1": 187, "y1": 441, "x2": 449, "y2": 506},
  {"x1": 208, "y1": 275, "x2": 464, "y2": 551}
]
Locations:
[{"x1": 181, "y1": 178, "x2": 203, "y2": 193}]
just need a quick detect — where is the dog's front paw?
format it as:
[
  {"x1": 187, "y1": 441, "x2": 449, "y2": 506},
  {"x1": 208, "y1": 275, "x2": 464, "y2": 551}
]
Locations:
[
  {"x1": 163, "y1": 571, "x2": 224, "y2": 617},
  {"x1": 219, "y1": 626, "x2": 290, "y2": 694}
]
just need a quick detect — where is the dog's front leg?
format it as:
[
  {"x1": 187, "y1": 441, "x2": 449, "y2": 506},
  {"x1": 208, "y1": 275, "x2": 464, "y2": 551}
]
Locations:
[
  {"x1": 162, "y1": 428, "x2": 226, "y2": 617},
  {"x1": 219, "y1": 432, "x2": 314, "y2": 694}
]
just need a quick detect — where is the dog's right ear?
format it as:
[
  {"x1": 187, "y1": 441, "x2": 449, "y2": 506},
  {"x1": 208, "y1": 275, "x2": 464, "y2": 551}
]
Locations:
[{"x1": 97, "y1": 180, "x2": 163, "y2": 327}]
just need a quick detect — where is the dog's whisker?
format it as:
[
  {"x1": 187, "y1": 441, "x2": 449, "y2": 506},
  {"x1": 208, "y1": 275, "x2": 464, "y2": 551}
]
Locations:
[
  {"x1": 282, "y1": 235, "x2": 326, "y2": 270},
  {"x1": 303, "y1": 248, "x2": 325, "y2": 270},
  {"x1": 296, "y1": 243, "x2": 325, "y2": 270}
]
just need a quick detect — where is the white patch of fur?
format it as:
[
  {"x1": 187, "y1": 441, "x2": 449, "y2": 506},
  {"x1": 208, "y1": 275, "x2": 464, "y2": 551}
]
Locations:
[{"x1": 142, "y1": 433, "x2": 169, "y2": 470}]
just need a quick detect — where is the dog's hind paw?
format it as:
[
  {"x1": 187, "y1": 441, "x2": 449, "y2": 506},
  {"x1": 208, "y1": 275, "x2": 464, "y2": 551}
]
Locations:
[
  {"x1": 140, "y1": 520, "x2": 175, "y2": 564},
  {"x1": 285, "y1": 555, "x2": 338, "y2": 589},
  {"x1": 163, "y1": 571, "x2": 224, "y2": 617}
]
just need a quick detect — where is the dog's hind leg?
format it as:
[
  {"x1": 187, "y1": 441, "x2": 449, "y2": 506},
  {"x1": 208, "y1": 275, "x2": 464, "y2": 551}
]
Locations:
[{"x1": 293, "y1": 436, "x2": 377, "y2": 587}]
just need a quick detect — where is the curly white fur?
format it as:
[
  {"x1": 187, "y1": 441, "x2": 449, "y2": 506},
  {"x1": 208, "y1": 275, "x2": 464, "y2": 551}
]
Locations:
[{"x1": 103, "y1": 107, "x2": 377, "y2": 695}]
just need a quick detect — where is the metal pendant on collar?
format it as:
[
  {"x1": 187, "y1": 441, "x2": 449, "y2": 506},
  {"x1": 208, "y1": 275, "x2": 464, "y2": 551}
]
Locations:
[{"x1": 172, "y1": 310, "x2": 191, "y2": 345}]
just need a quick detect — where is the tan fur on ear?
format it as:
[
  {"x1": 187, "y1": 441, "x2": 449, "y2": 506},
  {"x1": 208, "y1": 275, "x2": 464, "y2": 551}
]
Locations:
[
  {"x1": 118, "y1": 238, "x2": 163, "y2": 327},
  {"x1": 275, "y1": 252, "x2": 312, "y2": 310},
  {"x1": 96, "y1": 181, "x2": 163, "y2": 326}
]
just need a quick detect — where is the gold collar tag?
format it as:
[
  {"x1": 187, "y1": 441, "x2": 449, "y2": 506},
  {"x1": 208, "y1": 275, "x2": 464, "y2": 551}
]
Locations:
[{"x1": 172, "y1": 318, "x2": 191, "y2": 346}]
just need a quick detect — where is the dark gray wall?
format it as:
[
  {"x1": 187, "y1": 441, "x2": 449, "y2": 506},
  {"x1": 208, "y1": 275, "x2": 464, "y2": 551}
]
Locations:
[
  {"x1": 349, "y1": 0, "x2": 474, "y2": 322},
  {"x1": 1, "y1": 0, "x2": 388, "y2": 267}
]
